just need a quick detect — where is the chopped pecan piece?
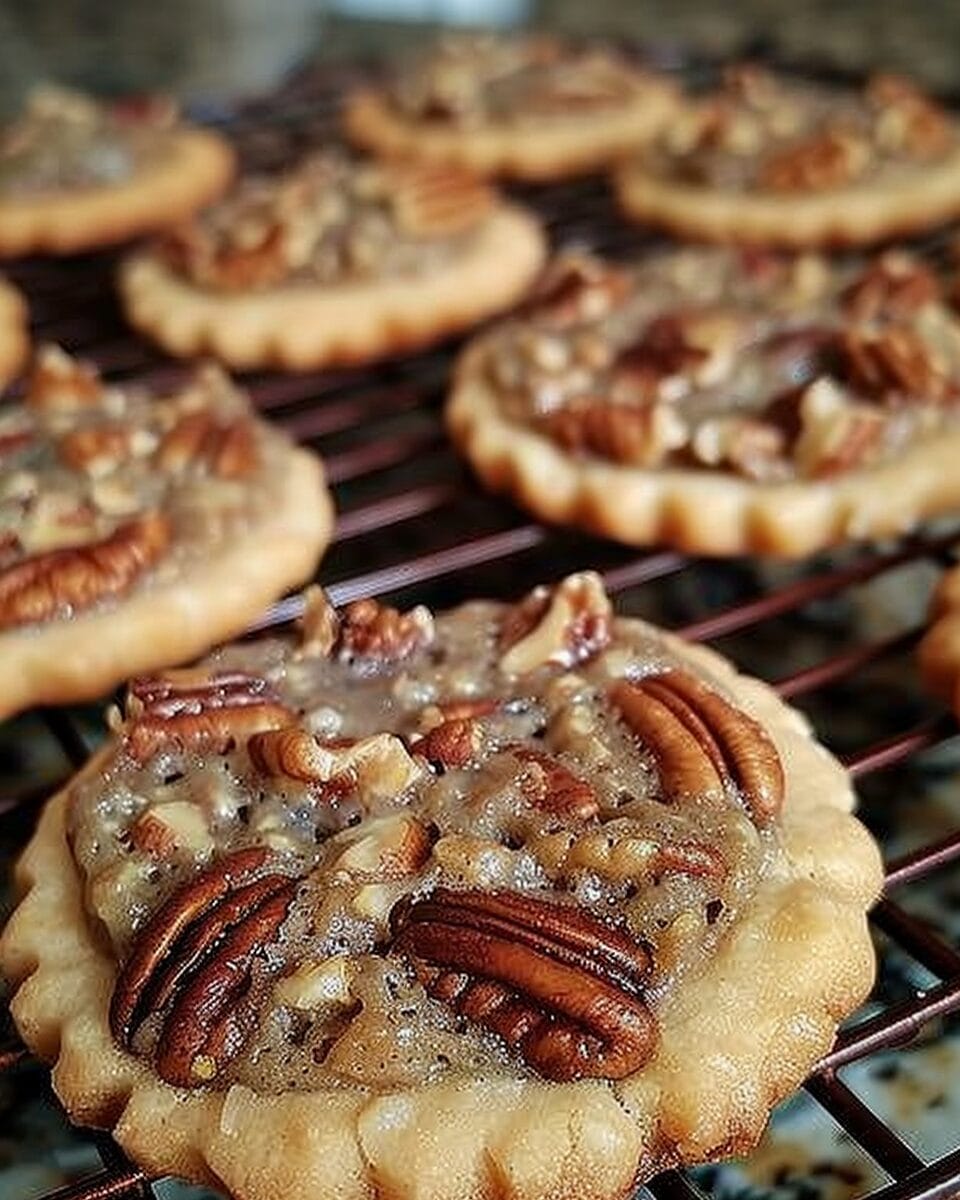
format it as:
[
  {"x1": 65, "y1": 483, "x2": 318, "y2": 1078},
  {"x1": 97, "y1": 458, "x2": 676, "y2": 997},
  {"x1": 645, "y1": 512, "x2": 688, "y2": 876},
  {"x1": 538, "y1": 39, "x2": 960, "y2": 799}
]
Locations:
[
  {"x1": 330, "y1": 815, "x2": 433, "y2": 879},
  {"x1": 391, "y1": 888, "x2": 656, "y2": 1081},
  {"x1": 156, "y1": 411, "x2": 259, "y2": 479},
  {"x1": 0, "y1": 512, "x2": 169, "y2": 632},
  {"x1": 27, "y1": 345, "x2": 102, "y2": 412},
  {"x1": 690, "y1": 415, "x2": 789, "y2": 482},
  {"x1": 336, "y1": 597, "x2": 434, "y2": 666},
  {"x1": 110, "y1": 848, "x2": 300, "y2": 1087},
  {"x1": 793, "y1": 378, "x2": 887, "y2": 478},
  {"x1": 841, "y1": 255, "x2": 940, "y2": 323},
  {"x1": 251, "y1": 730, "x2": 421, "y2": 800},
  {"x1": 543, "y1": 398, "x2": 687, "y2": 468},
  {"x1": 389, "y1": 165, "x2": 495, "y2": 237},
  {"x1": 511, "y1": 746, "x2": 599, "y2": 820},
  {"x1": 295, "y1": 585, "x2": 340, "y2": 658},
  {"x1": 58, "y1": 425, "x2": 132, "y2": 475},
  {"x1": 867, "y1": 73, "x2": 954, "y2": 159},
  {"x1": 758, "y1": 128, "x2": 870, "y2": 192},
  {"x1": 417, "y1": 717, "x2": 482, "y2": 768},
  {"x1": 521, "y1": 253, "x2": 631, "y2": 327},
  {"x1": 124, "y1": 670, "x2": 294, "y2": 763},
  {"x1": 499, "y1": 572, "x2": 612, "y2": 674},
  {"x1": 610, "y1": 669, "x2": 784, "y2": 824}
]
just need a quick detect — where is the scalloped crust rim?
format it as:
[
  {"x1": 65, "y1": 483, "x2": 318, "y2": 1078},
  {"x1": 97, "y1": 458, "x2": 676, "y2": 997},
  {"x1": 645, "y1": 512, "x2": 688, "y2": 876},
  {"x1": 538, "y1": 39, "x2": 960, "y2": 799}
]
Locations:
[
  {"x1": 343, "y1": 87, "x2": 678, "y2": 181},
  {"x1": 0, "y1": 276, "x2": 28, "y2": 390},
  {"x1": 447, "y1": 340, "x2": 960, "y2": 557},
  {"x1": 0, "y1": 128, "x2": 236, "y2": 257},
  {"x1": 118, "y1": 206, "x2": 547, "y2": 371},
  {"x1": 0, "y1": 619, "x2": 881, "y2": 1200},
  {"x1": 613, "y1": 148, "x2": 960, "y2": 246},
  {"x1": 0, "y1": 447, "x2": 333, "y2": 720}
]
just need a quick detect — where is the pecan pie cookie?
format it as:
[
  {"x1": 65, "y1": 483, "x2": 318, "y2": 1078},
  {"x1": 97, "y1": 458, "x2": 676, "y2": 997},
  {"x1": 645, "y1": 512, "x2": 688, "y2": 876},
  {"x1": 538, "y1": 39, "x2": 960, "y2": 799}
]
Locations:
[
  {"x1": 448, "y1": 246, "x2": 960, "y2": 556},
  {"x1": 615, "y1": 66, "x2": 960, "y2": 246},
  {"x1": 0, "y1": 275, "x2": 27, "y2": 389},
  {"x1": 0, "y1": 86, "x2": 235, "y2": 257},
  {"x1": 344, "y1": 34, "x2": 677, "y2": 181},
  {"x1": 0, "y1": 573, "x2": 881, "y2": 1200},
  {"x1": 119, "y1": 150, "x2": 546, "y2": 371},
  {"x1": 0, "y1": 346, "x2": 331, "y2": 718}
]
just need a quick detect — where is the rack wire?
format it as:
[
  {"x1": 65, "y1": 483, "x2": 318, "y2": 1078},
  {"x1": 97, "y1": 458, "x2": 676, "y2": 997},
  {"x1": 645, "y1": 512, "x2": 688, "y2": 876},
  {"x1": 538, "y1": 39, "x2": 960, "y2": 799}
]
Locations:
[{"x1": 3, "y1": 49, "x2": 960, "y2": 1200}]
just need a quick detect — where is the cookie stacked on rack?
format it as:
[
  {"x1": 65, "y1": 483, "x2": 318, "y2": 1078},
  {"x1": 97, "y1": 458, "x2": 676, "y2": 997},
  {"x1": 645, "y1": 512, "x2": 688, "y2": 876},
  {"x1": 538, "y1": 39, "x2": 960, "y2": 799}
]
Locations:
[{"x1": 2, "y1": 34, "x2": 960, "y2": 1200}]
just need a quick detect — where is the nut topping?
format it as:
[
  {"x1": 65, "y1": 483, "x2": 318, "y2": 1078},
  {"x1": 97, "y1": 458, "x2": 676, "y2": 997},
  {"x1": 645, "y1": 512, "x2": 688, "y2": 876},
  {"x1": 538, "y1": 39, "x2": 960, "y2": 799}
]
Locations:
[
  {"x1": 58, "y1": 425, "x2": 132, "y2": 475},
  {"x1": 511, "y1": 746, "x2": 599, "y2": 821},
  {"x1": 841, "y1": 255, "x2": 940, "y2": 323},
  {"x1": 840, "y1": 326, "x2": 956, "y2": 403},
  {"x1": 295, "y1": 586, "x2": 340, "y2": 658},
  {"x1": 336, "y1": 597, "x2": 434, "y2": 666},
  {"x1": 521, "y1": 253, "x2": 631, "y2": 326},
  {"x1": 124, "y1": 670, "x2": 294, "y2": 763},
  {"x1": 499, "y1": 572, "x2": 612, "y2": 674},
  {"x1": 156, "y1": 411, "x2": 259, "y2": 479},
  {"x1": 389, "y1": 165, "x2": 495, "y2": 237},
  {"x1": 251, "y1": 729, "x2": 422, "y2": 801},
  {"x1": 329, "y1": 815, "x2": 433, "y2": 880},
  {"x1": 391, "y1": 888, "x2": 656, "y2": 1081},
  {"x1": 27, "y1": 344, "x2": 101, "y2": 412},
  {"x1": 758, "y1": 128, "x2": 870, "y2": 192},
  {"x1": 610, "y1": 670, "x2": 784, "y2": 824},
  {"x1": 543, "y1": 398, "x2": 687, "y2": 468},
  {"x1": 110, "y1": 848, "x2": 300, "y2": 1087},
  {"x1": 416, "y1": 717, "x2": 481, "y2": 768},
  {"x1": 0, "y1": 512, "x2": 170, "y2": 632}
]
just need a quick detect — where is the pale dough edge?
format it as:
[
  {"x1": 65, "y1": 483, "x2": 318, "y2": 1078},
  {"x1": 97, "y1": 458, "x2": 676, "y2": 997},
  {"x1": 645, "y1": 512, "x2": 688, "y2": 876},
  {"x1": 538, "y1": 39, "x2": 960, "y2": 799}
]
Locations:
[
  {"x1": 613, "y1": 148, "x2": 960, "y2": 246},
  {"x1": 447, "y1": 338, "x2": 960, "y2": 557},
  {"x1": 343, "y1": 87, "x2": 678, "y2": 181},
  {"x1": 0, "y1": 614, "x2": 882, "y2": 1200},
  {"x1": 0, "y1": 446, "x2": 333, "y2": 720},
  {"x1": 118, "y1": 206, "x2": 548, "y2": 371},
  {"x1": 0, "y1": 275, "x2": 28, "y2": 389},
  {"x1": 0, "y1": 128, "x2": 236, "y2": 257}
]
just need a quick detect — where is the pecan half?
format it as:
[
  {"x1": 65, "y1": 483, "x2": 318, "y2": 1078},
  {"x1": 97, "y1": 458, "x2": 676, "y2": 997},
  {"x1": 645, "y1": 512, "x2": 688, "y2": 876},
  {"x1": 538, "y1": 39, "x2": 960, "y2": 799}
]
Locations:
[
  {"x1": 609, "y1": 669, "x2": 784, "y2": 824},
  {"x1": 390, "y1": 165, "x2": 495, "y2": 237},
  {"x1": 841, "y1": 256, "x2": 940, "y2": 323},
  {"x1": 758, "y1": 128, "x2": 869, "y2": 192},
  {"x1": 156, "y1": 411, "x2": 259, "y2": 479},
  {"x1": 840, "y1": 326, "x2": 956, "y2": 404},
  {"x1": 499, "y1": 572, "x2": 612, "y2": 674},
  {"x1": 124, "y1": 670, "x2": 294, "y2": 763},
  {"x1": 391, "y1": 888, "x2": 656, "y2": 1081},
  {"x1": 556, "y1": 826, "x2": 726, "y2": 883},
  {"x1": 543, "y1": 398, "x2": 687, "y2": 468},
  {"x1": 336, "y1": 598, "x2": 434, "y2": 666},
  {"x1": 0, "y1": 512, "x2": 169, "y2": 631},
  {"x1": 511, "y1": 746, "x2": 599, "y2": 820},
  {"x1": 110, "y1": 848, "x2": 299, "y2": 1087}
]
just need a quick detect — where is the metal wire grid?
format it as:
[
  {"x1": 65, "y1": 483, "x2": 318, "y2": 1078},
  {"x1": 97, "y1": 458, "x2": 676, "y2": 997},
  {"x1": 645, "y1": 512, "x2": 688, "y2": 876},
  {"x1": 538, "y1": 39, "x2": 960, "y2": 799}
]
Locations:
[{"x1": 2, "y1": 53, "x2": 960, "y2": 1200}]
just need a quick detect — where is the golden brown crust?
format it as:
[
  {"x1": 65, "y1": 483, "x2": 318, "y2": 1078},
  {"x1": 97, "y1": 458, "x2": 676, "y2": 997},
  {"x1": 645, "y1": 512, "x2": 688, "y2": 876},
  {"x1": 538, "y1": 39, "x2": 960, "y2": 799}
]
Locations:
[
  {"x1": 918, "y1": 558, "x2": 960, "y2": 715},
  {"x1": 447, "y1": 338, "x2": 960, "y2": 557},
  {"x1": 614, "y1": 146, "x2": 960, "y2": 247},
  {"x1": 0, "y1": 129, "x2": 235, "y2": 257},
  {"x1": 344, "y1": 86, "x2": 677, "y2": 181},
  {"x1": 0, "y1": 275, "x2": 28, "y2": 389},
  {"x1": 0, "y1": 448, "x2": 332, "y2": 719},
  {"x1": 118, "y1": 206, "x2": 547, "y2": 371},
  {"x1": 0, "y1": 621, "x2": 881, "y2": 1200}
]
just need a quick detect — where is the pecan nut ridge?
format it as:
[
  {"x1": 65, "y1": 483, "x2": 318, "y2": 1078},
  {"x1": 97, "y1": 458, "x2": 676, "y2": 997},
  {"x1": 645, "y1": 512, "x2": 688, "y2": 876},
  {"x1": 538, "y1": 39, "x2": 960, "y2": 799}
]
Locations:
[
  {"x1": 124, "y1": 670, "x2": 295, "y2": 763},
  {"x1": 110, "y1": 847, "x2": 301, "y2": 1088},
  {"x1": 0, "y1": 512, "x2": 170, "y2": 631},
  {"x1": 391, "y1": 888, "x2": 656, "y2": 1081},
  {"x1": 610, "y1": 669, "x2": 784, "y2": 824}
]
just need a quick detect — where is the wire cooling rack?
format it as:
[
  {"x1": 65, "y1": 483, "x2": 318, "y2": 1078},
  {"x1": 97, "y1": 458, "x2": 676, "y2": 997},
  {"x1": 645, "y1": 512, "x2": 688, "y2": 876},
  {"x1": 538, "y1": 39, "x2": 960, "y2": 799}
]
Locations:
[{"x1": 3, "y1": 48, "x2": 960, "y2": 1200}]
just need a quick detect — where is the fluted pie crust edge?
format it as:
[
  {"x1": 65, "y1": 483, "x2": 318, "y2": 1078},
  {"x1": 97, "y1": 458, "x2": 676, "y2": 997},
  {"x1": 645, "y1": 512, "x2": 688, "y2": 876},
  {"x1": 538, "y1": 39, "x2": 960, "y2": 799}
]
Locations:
[
  {"x1": 0, "y1": 276, "x2": 28, "y2": 389},
  {"x1": 0, "y1": 621, "x2": 881, "y2": 1200},
  {"x1": 447, "y1": 337, "x2": 960, "y2": 557}
]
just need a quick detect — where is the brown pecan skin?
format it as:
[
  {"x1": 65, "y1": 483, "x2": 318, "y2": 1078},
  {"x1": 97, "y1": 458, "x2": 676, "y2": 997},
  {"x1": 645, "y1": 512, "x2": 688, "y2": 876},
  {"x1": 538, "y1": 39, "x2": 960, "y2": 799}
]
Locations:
[
  {"x1": 110, "y1": 847, "x2": 299, "y2": 1088},
  {"x1": 840, "y1": 326, "x2": 956, "y2": 404},
  {"x1": 124, "y1": 671, "x2": 294, "y2": 763},
  {"x1": 391, "y1": 888, "x2": 656, "y2": 1082},
  {"x1": 110, "y1": 846, "x2": 271, "y2": 1044},
  {"x1": 336, "y1": 598, "x2": 434, "y2": 665},
  {"x1": 0, "y1": 512, "x2": 170, "y2": 631},
  {"x1": 543, "y1": 400, "x2": 673, "y2": 467},
  {"x1": 758, "y1": 129, "x2": 867, "y2": 192},
  {"x1": 417, "y1": 717, "x2": 480, "y2": 768},
  {"x1": 610, "y1": 670, "x2": 784, "y2": 824},
  {"x1": 390, "y1": 165, "x2": 495, "y2": 237},
  {"x1": 512, "y1": 746, "x2": 600, "y2": 821},
  {"x1": 841, "y1": 258, "x2": 940, "y2": 323},
  {"x1": 157, "y1": 412, "x2": 259, "y2": 479}
]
